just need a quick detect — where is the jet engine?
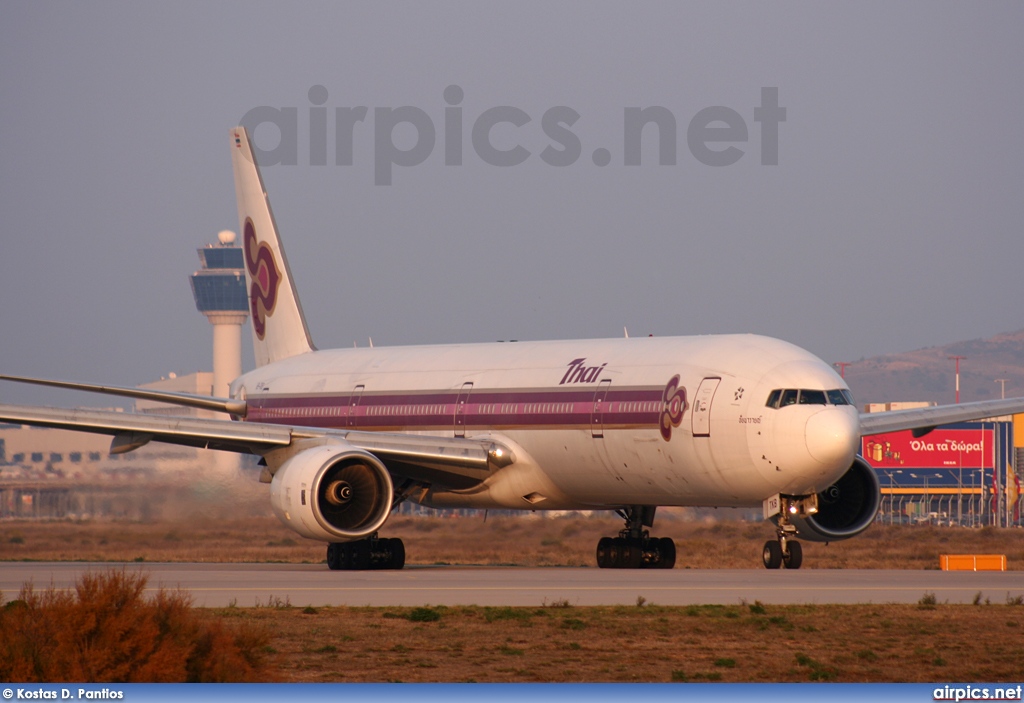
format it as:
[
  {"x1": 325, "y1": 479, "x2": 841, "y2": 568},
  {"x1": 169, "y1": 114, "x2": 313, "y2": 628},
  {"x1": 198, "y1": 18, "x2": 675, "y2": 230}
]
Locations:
[
  {"x1": 269, "y1": 442, "x2": 394, "y2": 542},
  {"x1": 784, "y1": 456, "x2": 881, "y2": 543}
]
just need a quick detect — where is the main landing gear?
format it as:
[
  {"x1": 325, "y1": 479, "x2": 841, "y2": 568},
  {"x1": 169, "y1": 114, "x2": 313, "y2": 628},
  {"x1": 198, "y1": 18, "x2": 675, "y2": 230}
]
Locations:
[
  {"x1": 327, "y1": 534, "x2": 405, "y2": 570},
  {"x1": 596, "y1": 506, "x2": 676, "y2": 569}
]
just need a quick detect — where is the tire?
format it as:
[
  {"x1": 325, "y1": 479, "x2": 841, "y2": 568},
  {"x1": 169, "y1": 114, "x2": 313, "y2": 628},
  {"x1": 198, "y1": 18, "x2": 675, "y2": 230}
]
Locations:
[
  {"x1": 387, "y1": 538, "x2": 406, "y2": 570},
  {"x1": 782, "y1": 541, "x2": 802, "y2": 570},
  {"x1": 596, "y1": 537, "x2": 613, "y2": 568},
  {"x1": 762, "y1": 540, "x2": 782, "y2": 569},
  {"x1": 349, "y1": 539, "x2": 371, "y2": 570},
  {"x1": 608, "y1": 538, "x2": 624, "y2": 568},
  {"x1": 326, "y1": 543, "x2": 343, "y2": 570},
  {"x1": 657, "y1": 537, "x2": 676, "y2": 569},
  {"x1": 327, "y1": 542, "x2": 352, "y2": 570},
  {"x1": 622, "y1": 540, "x2": 643, "y2": 569}
]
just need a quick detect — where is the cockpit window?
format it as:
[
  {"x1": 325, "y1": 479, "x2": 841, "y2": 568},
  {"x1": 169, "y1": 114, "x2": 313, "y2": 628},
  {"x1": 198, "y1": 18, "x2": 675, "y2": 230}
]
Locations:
[
  {"x1": 767, "y1": 388, "x2": 855, "y2": 409},
  {"x1": 827, "y1": 389, "x2": 850, "y2": 405},
  {"x1": 798, "y1": 389, "x2": 827, "y2": 405}
]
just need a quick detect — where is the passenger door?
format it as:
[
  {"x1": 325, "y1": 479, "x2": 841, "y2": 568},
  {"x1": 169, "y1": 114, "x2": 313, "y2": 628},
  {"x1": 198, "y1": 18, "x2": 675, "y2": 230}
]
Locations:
[{"x1": 691, "y1": 377, "x2": 721, "y2": 437}]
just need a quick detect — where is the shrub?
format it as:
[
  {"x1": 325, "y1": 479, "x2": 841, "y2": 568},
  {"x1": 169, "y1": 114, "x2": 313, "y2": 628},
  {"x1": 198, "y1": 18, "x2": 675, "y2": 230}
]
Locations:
[
  {"x1": 0, "y1": 570, "x2": 274, "y2": 682},
  {"x1": 408, "y1": 607, "x2": 442, "y2": 622},
  {"x1": 483, "y1": 607, "x2": 530, "y2": 623}
]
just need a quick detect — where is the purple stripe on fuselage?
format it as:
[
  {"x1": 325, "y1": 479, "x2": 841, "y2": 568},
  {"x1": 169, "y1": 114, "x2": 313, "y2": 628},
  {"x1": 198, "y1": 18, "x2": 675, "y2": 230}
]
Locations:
[{"x1": 245, "y1": 386, "x2": 664, "y2": 431}]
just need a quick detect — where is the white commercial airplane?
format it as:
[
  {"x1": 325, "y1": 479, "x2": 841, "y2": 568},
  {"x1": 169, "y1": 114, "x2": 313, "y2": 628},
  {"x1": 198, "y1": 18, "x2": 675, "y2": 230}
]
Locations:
[{"x1": 3, "y1": 127, "x2": 1023, "y2": 571}]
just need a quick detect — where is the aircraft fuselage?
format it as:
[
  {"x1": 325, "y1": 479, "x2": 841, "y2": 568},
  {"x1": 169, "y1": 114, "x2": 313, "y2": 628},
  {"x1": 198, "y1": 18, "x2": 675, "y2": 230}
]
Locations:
[{"x1": 232, "y1": 333, "x2": 861, "y2": 512}]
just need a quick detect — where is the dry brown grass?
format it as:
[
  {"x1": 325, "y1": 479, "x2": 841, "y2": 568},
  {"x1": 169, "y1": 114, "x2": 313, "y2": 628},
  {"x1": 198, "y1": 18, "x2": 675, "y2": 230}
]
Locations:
[
  {"x1": 2, "y1": 512, "x2": 1022, "y2": 569},
  {"x1": 219, "y1": 600, "x2": 1024, "y2": 682}
]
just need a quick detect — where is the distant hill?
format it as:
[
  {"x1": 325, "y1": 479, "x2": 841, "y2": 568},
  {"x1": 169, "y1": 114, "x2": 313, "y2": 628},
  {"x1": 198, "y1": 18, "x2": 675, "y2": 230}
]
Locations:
[{"x1": 843, "y1": 329, "x2": 1024, "y2": 407}]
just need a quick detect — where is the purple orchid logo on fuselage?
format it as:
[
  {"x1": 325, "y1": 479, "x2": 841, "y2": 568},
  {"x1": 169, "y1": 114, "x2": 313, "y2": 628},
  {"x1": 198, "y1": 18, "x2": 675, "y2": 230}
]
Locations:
[
  {"x1": 243, "y1": 218, "x2": 281, "y2": 341},
  {"x1": 660, "y1": 375, "x2": 688, "y2": 441}
]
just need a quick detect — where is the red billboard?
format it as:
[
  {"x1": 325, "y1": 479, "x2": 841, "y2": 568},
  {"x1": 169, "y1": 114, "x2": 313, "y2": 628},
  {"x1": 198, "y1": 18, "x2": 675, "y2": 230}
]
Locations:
[{"x1": 862, "y1": 428, "x2": 994, "y2": 469}]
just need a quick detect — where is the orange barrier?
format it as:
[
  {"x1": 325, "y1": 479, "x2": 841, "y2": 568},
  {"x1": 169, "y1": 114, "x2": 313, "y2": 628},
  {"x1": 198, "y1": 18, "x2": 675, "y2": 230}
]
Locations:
[{"x1": 940, "y1": 554, "x2": 1007, "y2": 571}]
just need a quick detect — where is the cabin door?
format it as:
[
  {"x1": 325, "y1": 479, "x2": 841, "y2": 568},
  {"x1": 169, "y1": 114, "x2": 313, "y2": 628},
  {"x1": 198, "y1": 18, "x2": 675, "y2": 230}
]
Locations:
[
  {"x1": 454, "y1": 382, "x2": 474, "y2": 437},
  {"x1": 691, "y1": 377, "x2": 721, "y2": 437},
  {"x1": 346, "y1": 385, "x2": 365, "y2": 428},
  {"x1": 591, "y1": 379, "x2": 612, "y2": 438}
]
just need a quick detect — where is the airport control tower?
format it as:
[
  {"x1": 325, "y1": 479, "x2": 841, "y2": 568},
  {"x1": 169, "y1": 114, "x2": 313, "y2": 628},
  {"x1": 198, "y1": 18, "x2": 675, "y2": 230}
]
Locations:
[{"x1": 190, "y1": 230, "x2": 248, "y2": 399}]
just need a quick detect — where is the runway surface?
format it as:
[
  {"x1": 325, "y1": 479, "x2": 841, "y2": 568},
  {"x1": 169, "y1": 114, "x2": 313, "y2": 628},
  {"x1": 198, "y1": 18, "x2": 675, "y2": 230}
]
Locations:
[{"x1": 2, "y1": 562, "x2": 1021, "y2": 607}]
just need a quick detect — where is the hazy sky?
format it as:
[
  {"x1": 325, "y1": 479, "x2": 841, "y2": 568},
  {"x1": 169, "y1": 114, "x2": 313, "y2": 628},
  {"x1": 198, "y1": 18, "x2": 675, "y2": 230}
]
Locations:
[{"x1": 2, "y1": 2, "x2": 1023, "y2": 405}]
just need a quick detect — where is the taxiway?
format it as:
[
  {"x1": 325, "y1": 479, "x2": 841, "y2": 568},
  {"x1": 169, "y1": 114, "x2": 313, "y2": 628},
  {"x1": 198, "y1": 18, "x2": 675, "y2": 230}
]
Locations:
[{"x1": 2, "y1": 563, "x2": 1021, "y2": 607}]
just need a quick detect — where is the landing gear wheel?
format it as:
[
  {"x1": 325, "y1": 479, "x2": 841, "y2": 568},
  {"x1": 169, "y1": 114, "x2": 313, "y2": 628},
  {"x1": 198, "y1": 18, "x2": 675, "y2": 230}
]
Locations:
[
  {"x1": 386, "y1": 538, "x2": 406, "y2": 570},
  {"x1": 607, "y1": 538, "x2": 623, "y2": 568},
  {"x1": 620, "y1": 538, "x2": 643, "y2": 569},
  {"x1": 596, "y1": 537, "x2": 612, "y2": 568},
  {"x1": 328, "y1": 537, "x2": 406, "y2": 571},
  {"x1": 595, "y1": 506, "x2": 676, "y2": 569},
  {"x1": 326, "y1": 543, "x2": 344, "y2": 570},
  {"x1": 762, "y1": 540, "x2": 782, "y2": 569},
  {"x1": 349, "y1": 540, "x2": 371, "y2": 570},
  {"x1": 656, "y1": 537, "x2": 676, "y2": 569},
  {"x1": 782, "y1": 540, "x2": 802, "y2": 570}
]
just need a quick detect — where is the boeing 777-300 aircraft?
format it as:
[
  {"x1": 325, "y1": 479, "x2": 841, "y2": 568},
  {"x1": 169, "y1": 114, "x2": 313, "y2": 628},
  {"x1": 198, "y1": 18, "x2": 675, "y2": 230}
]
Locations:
[{"x1": 3, "y1": 127, "x2": 1023, "y2": 571}]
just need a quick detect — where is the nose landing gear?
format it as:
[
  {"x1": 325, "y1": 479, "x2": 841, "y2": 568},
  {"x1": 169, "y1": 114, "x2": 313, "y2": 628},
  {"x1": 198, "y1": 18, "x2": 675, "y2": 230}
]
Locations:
[
  {"x1": 763, "y1": 505, "x2": 803, "y2": 569},
  {"x1": 595, "y1": 506, "x2": 676, "y2": 569},
  {"x1": 762, "y1": 536, "x2": 802, "y2": 569}
]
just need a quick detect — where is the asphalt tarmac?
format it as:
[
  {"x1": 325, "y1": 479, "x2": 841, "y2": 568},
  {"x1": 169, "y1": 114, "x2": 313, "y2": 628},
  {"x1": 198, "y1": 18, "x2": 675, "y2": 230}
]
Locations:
[{"x1": 2, "y1": 562, "x2": 1021, "y2": 607}]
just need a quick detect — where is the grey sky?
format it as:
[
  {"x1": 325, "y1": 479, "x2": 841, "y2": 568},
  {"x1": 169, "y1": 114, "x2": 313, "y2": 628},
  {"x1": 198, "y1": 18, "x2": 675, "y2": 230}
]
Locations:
[{"x1": 2, "y1": 2, "x2": 1023, "y2": 406}]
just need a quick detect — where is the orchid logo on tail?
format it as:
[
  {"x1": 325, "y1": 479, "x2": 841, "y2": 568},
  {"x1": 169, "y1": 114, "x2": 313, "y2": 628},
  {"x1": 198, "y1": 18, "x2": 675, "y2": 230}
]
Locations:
[
  {"x1": 660, "y1": 375, "x2": 688, "y2": 441},
  {"x1": 243, "y1": 218, "x2": 281, "y2": 340}
]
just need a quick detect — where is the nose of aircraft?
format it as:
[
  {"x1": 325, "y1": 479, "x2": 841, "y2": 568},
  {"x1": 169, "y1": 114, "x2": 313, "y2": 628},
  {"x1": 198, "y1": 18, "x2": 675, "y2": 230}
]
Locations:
[{"x1": 805, "y1": 407, "x2": 861, "y2": 468}]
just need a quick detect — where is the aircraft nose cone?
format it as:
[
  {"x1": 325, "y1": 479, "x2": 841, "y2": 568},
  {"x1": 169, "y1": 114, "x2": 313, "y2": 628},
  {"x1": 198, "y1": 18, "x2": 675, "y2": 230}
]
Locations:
[{"x1": 805, "y1": 408, "x2": 860, "y2": 467}]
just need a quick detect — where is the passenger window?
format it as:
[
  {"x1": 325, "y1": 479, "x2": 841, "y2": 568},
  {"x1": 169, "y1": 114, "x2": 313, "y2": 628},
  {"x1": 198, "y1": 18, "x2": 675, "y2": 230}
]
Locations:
[
  {"x1": 766, "y1": 389, "x2": 782, "y2": 408},
  {"x1": 799, "y1": 390, "x2": 827, "y2": 405},
  {"x1": 780, "y1": 389, "x2": 798, "y2": 407}
]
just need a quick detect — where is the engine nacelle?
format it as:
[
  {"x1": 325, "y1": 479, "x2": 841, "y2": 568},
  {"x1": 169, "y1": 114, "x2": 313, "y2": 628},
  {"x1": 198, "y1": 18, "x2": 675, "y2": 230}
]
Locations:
[
  {"x1": 269, "y1": 442, "x2": 394, "y2": 542},
  {"x1": 784, "y1": 456, "x2": 881, "y2": 543}
]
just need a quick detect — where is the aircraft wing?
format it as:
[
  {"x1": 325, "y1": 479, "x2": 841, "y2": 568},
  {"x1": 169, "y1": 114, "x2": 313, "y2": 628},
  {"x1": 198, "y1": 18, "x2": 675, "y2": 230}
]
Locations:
[
  {"x1": 0, "y1": 403, "x2": 504, "y2": 486},
  {"x1": 0, "y1": 374, "x2": 247, "y2": 415},
  {"x1": 859, "y1": 396, "x2": 1024, "y2": 437}
]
